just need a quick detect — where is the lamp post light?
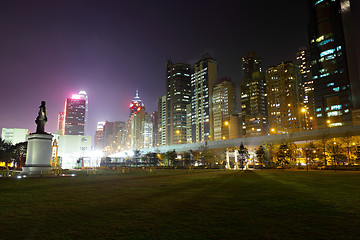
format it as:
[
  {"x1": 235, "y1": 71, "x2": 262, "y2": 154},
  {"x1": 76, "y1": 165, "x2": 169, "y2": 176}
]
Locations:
[{"x1": 301, "y1": 107, "x2": 307, "y2": 131}]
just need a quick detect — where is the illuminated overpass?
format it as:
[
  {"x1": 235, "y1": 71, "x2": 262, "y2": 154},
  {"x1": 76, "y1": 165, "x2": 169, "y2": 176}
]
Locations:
[{"x1": 109, "y1": 125, "x2": 360, "y2": 157}]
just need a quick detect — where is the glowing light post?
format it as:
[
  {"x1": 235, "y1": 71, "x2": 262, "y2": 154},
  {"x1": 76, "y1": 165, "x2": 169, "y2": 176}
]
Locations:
[
  {"x1": 226, "y1": 148, "x2": 230, "y2": 169},
  {"x1": 301, "y1": 108, "x2": 307, "y2": 131}
]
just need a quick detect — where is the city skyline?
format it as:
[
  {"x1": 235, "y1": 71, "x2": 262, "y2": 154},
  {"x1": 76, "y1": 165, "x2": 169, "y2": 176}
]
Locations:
[{"x1": 1, "y1": 0, "x2": 359, "y2": 136}]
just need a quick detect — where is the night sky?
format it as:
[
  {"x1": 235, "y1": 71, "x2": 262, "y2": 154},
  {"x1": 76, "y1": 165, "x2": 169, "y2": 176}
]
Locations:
[{"x1": 1, "y1": 0, "x2": 359, "y2": 137}]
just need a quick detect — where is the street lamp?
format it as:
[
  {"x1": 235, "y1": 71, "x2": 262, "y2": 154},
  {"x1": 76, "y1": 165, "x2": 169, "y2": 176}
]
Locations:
[{"x1": 301, "y1": 107, "x2": 307, "y2": 130}]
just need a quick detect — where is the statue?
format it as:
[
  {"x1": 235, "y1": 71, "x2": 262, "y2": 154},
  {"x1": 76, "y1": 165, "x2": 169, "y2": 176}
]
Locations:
[{"x1": 35, "y1": 101, "x2": 48, "y2": 134}]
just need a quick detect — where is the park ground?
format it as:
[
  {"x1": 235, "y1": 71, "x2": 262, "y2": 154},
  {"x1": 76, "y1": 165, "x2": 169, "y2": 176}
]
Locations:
[{"x1": 1, "y1": 169, "x2": 360, "y2": 240}]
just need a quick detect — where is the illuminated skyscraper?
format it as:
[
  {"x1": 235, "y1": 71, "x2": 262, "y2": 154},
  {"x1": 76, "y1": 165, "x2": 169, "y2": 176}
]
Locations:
[
  {"x1": 266, "y1": 62, "x2": 305, "y2": 133},
  {"x1": 308, "y1": 0, "x2": 360, "y2": 128},
  {"x1": 157, "y1": 95, "x2": 167, "y2": 146},
  {"x1": 64, "y1": 93, "x2": 86, "y2": 135},
  {"x1": 78, "y1": 91, "x2": 88, "y2": 135},
  {"x1": 190, "y1": 53, "x2": 217, "y2": 142},
  {"x1": 240, "y1": 51, "x2": 268, "y2": 136},
  {"x1": 129, "y1": 90, "x2": 144, "y2": 117},
  {"x1": 166, "y1": 60, "x2": 191, "y2": 145},
  {"x1": 212, "y1": 78, "x2": 236, "y2": 141},
  {"x1": 296, "y1": 47, "x2": 315, "y2": 130}
]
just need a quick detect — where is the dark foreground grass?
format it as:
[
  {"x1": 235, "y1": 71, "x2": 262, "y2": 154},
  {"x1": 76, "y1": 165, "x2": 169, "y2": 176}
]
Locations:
[{"x1": 1, "y1": 169, "x2": 360, "y2": 240}]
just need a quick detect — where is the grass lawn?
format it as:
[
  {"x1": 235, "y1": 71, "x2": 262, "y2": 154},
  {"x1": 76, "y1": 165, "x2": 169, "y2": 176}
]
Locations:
[{"x1": 1, "y1": 169, "x2": 360, "y2": 239}]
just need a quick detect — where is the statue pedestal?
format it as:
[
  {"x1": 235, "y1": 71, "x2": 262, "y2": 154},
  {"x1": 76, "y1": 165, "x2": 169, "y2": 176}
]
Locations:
[{"x1": 22, "y1": 133, "x2": 53, "y2": 175}]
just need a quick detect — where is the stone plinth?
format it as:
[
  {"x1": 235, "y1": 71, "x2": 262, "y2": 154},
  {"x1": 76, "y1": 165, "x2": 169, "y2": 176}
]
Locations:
[{"x1": 22, "y1": 133, "x2": 53, "y2": 175}]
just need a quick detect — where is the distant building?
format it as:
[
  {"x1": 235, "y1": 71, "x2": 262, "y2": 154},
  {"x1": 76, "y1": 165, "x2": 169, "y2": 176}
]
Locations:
[
  {"x1": 166, "y1": 60, "x2": 191, "y2": 145},
  {"x1": 94, "y1": 121, "x2": 105, "y2": 150},
  {"x1": 190, "y1": 53, "x2": 217, "y2": 142},
  {"x1": 1, "y1": 128, "x2": 29, "y2": 145},
  {"x1": 240, "y1": 51, "x2": 268, "y2": 136},
  {"x1": 212, "y1": 78, "x2": 236, "y2": 141},
  {"x1": 53, "y1": 134, "x2": 92, "y2": 169},
  {"x1": 266, "y1": 62, "x2": 304, "y2": 134},
  {"x1": 64, "y1": 93, "x2": 87, "y2": 135},
  {"x1": 308, "y1": 0, "x2": 360, "y2": 128}
]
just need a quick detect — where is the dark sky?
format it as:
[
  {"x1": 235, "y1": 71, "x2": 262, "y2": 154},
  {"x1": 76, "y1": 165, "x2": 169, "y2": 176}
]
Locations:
[{"x1": 1, "y1": 0, "x2": 359, "y2": 137}]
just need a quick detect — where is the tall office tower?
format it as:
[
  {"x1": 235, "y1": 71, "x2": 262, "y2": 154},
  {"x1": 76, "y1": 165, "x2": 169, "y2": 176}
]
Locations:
[
  {"x1": 94, "y1": 121, "x2": 105, "y2": 150},
  {"x1": 157, "y1": 96, "x2": 167, "y2": 146},
  {"x1": 190, "y1": 53, "x2": 217, "y2": 142},
  {"x1": 57, "y1": 112, "x2": 65, "y2": 134},
  {"x1": 266, "y1": 62, "x2": 304, "y2": 133},
  {"x1": 131, "y1": 106, "x2": 145, "y2": 149},
  {"x1": 78, "y1": 91, "x2": 88, "y2": 134},
  {"x1": 142, "y1": 113, "x2": 153, "y2": 149},
  {"x1": 212, "y1": 78, "x2": 236, "y2": 141},
  {"x1": 130, "y1": 90, "x2": 144, "y2": 117},
  {"x1": 166, "y1": 60, "x2": 191, "y2": 145},
  {"x1": 296, "y1": 47, "x2": 315, "y2": 130},
  {"x1": 64, "y1": 94, "x2": 86, "y2": 135},
  {"x1": 308, "y1": 0, "x2": 360, "y2": 128},
  {"x1": 125, "y1": 118, "x2": 132, "y2": 150},
  {"x1": 150, "y1": 111, "x2": 159, "y2": 147},
  {"x1": 240, "y1": 51, "x2": 268, "y2": 136}
]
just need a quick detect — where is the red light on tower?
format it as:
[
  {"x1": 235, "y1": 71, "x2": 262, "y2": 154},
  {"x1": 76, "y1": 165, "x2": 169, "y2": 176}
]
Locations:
[
  {"x1": 137, "y1": 106, "x2": 141, "y2": 112},
  {"x1": 130, "y1": 103, "x2": 134, "y2": 108}
]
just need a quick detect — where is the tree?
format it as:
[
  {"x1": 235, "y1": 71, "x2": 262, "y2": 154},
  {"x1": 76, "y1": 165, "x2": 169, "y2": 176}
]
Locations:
[
  {"x1": 339, "y1": 132, "x2": 355, "y2": 166},
  {"x1": 327, "y1": 140, "x2": 346, "y2": 170},
  {"x1": 13, "y1": 142, "x2": 27, "y2": 170},
  {"x1": 164, "y1": 150, "x2": 177, "y2": 167},
  {"x1": 238, "y1": 142, "x2": 249, "y2": 170},
  {"x1": 318, "y1": 133, "x2": 329, "y2": 166},
  {"x1": 255, "y1": 145, "x2": 268, "y2": 170},
  {"x1": 303, "y1": 142, "x2": 318, "y2": 171},
  {"x1": 0, "y1": 139, "x2": 14, "y2": 170},
  {"x1": 275, "y1": 144, "x2": 293, "y2": 170}
]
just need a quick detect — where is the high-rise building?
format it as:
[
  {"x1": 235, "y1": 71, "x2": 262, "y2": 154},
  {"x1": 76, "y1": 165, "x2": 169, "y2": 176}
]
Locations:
[
  {"x1": 64, "y1": 93, "x2": 86, "y2": 135},
  {"x1": 190, "y1": 53, "x2": 217, "y2": 142},
  {"x1": 266, "y1": 62, "x2": 305, "y2": 134},
  {"x1": 78, "y1": 91, "x2": 88, "y2": 134},
  {"x1": 142, "y1": 113, "x2": 153, "y2": 149},
  {"x1": 296, "y1": 47, "x2": 315, "y2": 130},
  {"x1": 150, "y1": 111, "x2": 159, "y2": 148},
  {"x1": 158, "y1": 96, "x2": 167, "y2": 146},
  {"x1": 166, "y1": 60, "x2": 191, "y2": 145},
  {"x1": 130, "y1": 90, "x2": 144, "y2": 117},
  {"x1": 94, "y1": 121, "x2": 105, "y2": 150},
  {"x1": 240, "y1": 51, "x2": 268, "y2": 136},
  {"x1": 212, "y1": 78, "x2": 236, "y2": 141},
  {"x1": 131, "y1": 106, "x2": 145, "y2": 150},
  {"x1": 308, "y1": 0, "x2": 360, "y2": 128}
]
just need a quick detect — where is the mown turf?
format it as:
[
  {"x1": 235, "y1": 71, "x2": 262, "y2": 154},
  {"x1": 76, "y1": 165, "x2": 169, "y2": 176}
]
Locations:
[{"x1": 1, "y1": 169, "x2": 359, "y2": 240}]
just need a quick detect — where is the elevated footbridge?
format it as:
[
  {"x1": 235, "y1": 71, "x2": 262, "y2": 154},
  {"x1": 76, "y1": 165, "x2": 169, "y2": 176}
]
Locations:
[{"x1": 109, "y1": 125, "x2": 360, "y2": 157}]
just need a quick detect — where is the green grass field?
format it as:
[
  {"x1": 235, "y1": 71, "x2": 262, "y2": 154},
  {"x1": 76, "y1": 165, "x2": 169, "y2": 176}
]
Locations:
[{"x1": 1, "y1": 169, "x2": 360, "y2": 240}]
